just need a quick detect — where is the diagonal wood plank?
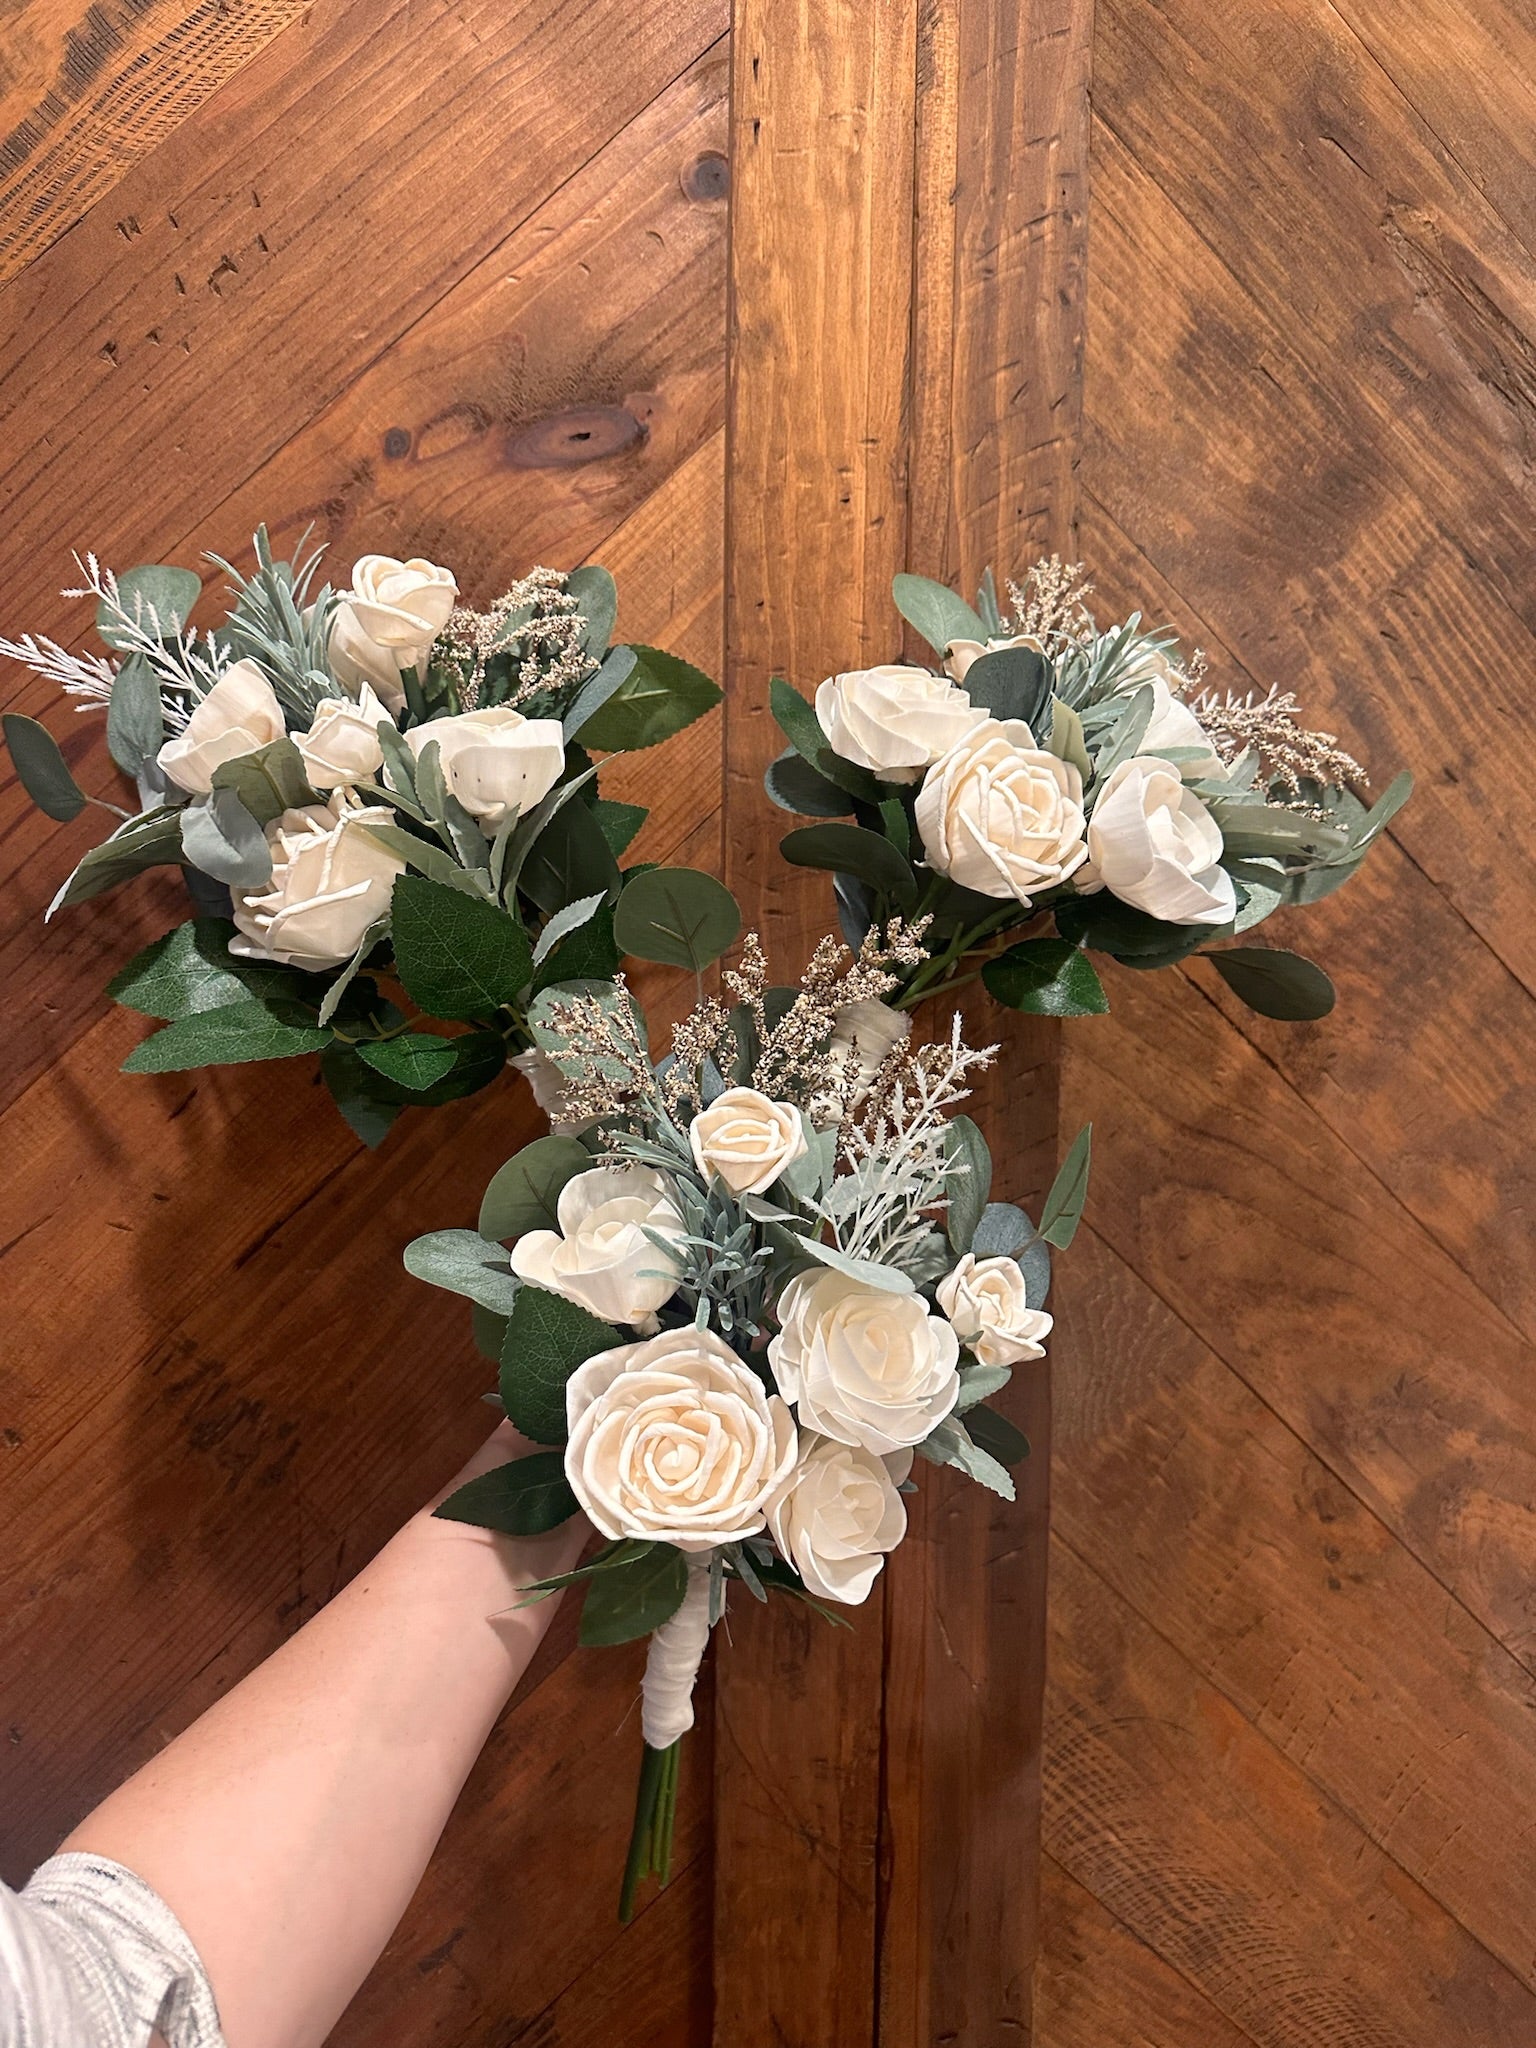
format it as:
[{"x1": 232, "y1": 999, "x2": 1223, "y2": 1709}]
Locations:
[{"x1": 0, "y1": 0, "x2": 310, "y2": 282}]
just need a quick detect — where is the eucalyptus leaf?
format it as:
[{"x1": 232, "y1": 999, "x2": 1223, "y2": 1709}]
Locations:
[
  {"x1": 613, "y1": 865, "x2": 741, "y2": 971},
  {"x1": 1039, "y1": 1123, "x2": 1092, "y2": 1249},
  {"x1": 390, "y1": 873, "x2": 533, "y2": 1020},
  {"x1": 433, "y1": 1452, "x2": 579, "y2": 1536},
  {"x1": 179, "y1": 788, "x2": 271, "y2": 887},
  {"x1": 1202, "y1": 946, "x2": 1336, "y2": 1020},
  {"x1": 1018, "y1": 1236, "x2": 1052, "y2": 1310},
  {"x1": 1053, "y1": 891, "x2": 1227, "y2": 965},
  {"x1": 105, "y1": 656, "x2": 165, "y2": 777},
  {"x1": 403, "y1": 1229, "x2": 521, "y2": 1315},
  {"x1": 890, "y1": 573, "x2": 987, "y2": 657},
  {"x1": 962, "y1": 644, "x2": 1051, "y2": 731},
  {"x1": 122, "y1": 999, "x2": 330, "y2": 1073},
  {"x1": 590, "y1": 798, "x2": 647, "y2": 858},
  {"x1": 576, "y1": 645, "x2": 721, "y2": 752},
  {"x1": 1348, "y1": 768, "x2": 1413, "y2": 853},
  {"x1": 780, "y1": 822, "x2": 918, "y2": 909},
  {"x1": 3, "y1": 713, "x2": 86, "y2": 820},
  {"x1": 209, "y1": 737, "x2": 315, "y2": 826},
  {"x1": 944, "y1": 1114, "x2": 993, "y2": 1253},
  {"x1": 971, "y1": 1201, "x2": 1031, "y2": 1259},
  {"x1": 983, "y1": 938, "x2": 1108, "y2": 1017},
  {"x1": 319, "y1": 1043, "x2": 401, "y2": 1148},
  {"x1": 768, "y1": 677, "x2": 880, "y2": 803},
  {"x1": 1205, "y1": 800, "x2": 1350, "y2": 861},
  {"x1": 499, "y1": 1284, "x2": 621, "y2": 1445},
  {"x1": 479, "y1": 1134, "x2": 592, "y2": 1241},
  {"x1": 566, "y1": 564, "x2": 619, "y2": 660},
  {"x1": 47, "y1": 804, "x2": 185, "y2": 915},
  {"x1": 98, "y1": 564, "x2": 202, "y2": 648}
]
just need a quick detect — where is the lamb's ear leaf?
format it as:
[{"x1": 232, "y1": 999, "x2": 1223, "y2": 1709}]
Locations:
[{"x1": 890, "y1": 573, "x2": 987, "y2": 656}]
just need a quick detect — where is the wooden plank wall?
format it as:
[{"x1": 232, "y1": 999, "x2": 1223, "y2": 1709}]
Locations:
[
  {"x1": 1037, "y1": 1, "x2": 1536, "y2": 2042},
  {"x1": 0, "y1": 3, "x2": 730, "y2": 2039}
]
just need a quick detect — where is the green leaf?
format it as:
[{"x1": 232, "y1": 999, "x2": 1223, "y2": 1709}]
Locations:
[
  {"x1": 1204, "y1": 800, "x2": 1350, "y2": 862},
  {"x1": 1039, "y1": 1123, "x2": 1092, "y2": 1249},
  {"x1": 891, "y1": 573, "x2": 987, "y2": 656},
  {"x1": 1202, "y1": 946, "x2": 1336, "y2": 1021},
  {"x1": 517, "y1": 795, "x2": 622, "y2": 916},
  {"x1": 578, "y1": 1542, "x2": 690, "y2": 1648},
  {"x1": 591, "y1": 798, "x2": 647, "y2": 858},
  {"x1": 1087, "y1": 685, "x2": 1155, "y2": 786},
  {"x1": 533, "y1": 897, "x2": 619, "y2": 990},
  {"x1": 105, "y1": 656, "x2": 165, "y2": 777},
  {"x1": 3, "y1": 713, "x2": 86, "y2": 820},
  {"x1": 47, "y1": 803, "x2": 185, "y2": 915},
  {"x1": 764, "y1": 747, "x2": 855, "y2": 817},
  {"x1": 531, "y1": 890, "x2": 607, "y2": 969},
  {"x1": 962, "y1": 645, "x2": 1051, "y2": 732},
  {"x1": 971, "y1": 1201, "x2": 1031, "y2": 1259},
  {"x1": 918, "y1": 1417, "x2": 1015, "y2": 1500},
  {"x1": 122, "y1": 999, "x2": 330, "y2": 1073},
  {"x1": 1348, "y1": 768, "x2": 1413, "y2": 854},
  {"x1": 478, "y1": 1133, "x2": 592, "y2": 1242},
  {"x1": 433, "y1": 1452, "x2": 580, "y2": 1536},
  {"x1": 878, "y1": 797, "x2": 910, "y2": 858},
  {"x1": 768, "y1": 677, "x2": 880, "y2": 804},
  {"x1": 1018, "y1": 1236, "x2": 1051, "y2": 1310},
  {"x1": 1053, "y1": 891, "x2": 1227, "y2": 965},
  {"x1": 357, "y1": 1032, "x2": 462, "y2": 1090},
  {"x1": 944, "y1": 1114, "x2": 993, "y2": 1253},
  {"x1": 613, "y1": 866, "x2": 742, "y2": 971},
  {"x1": 566, "y1": 564, "x2": 619, "y2": 659},
  {"x1": 209, "y1": 737, "x2": 315, "y2": 826},
  {"x1": 795, "y1": 1238, "x2": 915, "y2": 1292},
  {"x1": 473, "y1": 1303, "x2": 509, "y2": 1362},
  {"x1": 97, "y1": 564, "x2": 202, "y2": 649},
  {"x1": 965, "y1": 1403, "x2": 1031, "y2": 1467},
  {"x1": 356, "y1": 818, "x2": 483, "y2": 895},
  {"x1": 179, "y1": 787, "x2": 271, "y2": 886},
  {"x1": 779, "y1": 822, "x2": 918, "y2": 909},
  {"x1": 316, "y1": 918, "x2": 388, "y2": 1028},
  {"x1": 955, "y1": 1361, "x2": 1013, "y2": 1411},
  {"x1": 499, "y1": 1284, "x2": 622, "y2": 1446},
  {"x1": 577, "y1": 644, "x2": 722, "y2": 752},
  {"x1": 983, "y1": 938, "x2": 1108, "y2": 1017},
  {"x1": 562, "y1": 644, "x2": 637, "y2": 742},
  {"x1": 390, "y1": 873, "x2": 533, "y2": 1020},
  {"x1": 1047, "y1": 697, "x2": 1093, "y2": 784},
  {"x1": 107, "y1": 917, "x2": 296, "y2": 1018},
  {"x1": 320, "y1": 1043, "x2": 401, "y2": 1148},
  {"x1": 403, "y1": 1228, "x2": 521, "y2": 1314}
]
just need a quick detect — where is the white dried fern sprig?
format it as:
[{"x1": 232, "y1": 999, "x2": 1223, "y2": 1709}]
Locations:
[
  {"x1": 63, "y1": 552, "x2": 225, "y2": 721},
  {"x1": 0, "y1": 632, "x2": 117, "y2": 709}
]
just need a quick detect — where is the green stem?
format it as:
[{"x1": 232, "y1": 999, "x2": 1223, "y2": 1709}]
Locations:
[{"x1": 618, "y1": 1739, "x2": 681, "y2": 1922}]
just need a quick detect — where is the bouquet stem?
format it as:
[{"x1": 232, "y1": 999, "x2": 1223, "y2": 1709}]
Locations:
[{"x1": 619, "y1": 1737, "x2": 682, "y2": 1921}]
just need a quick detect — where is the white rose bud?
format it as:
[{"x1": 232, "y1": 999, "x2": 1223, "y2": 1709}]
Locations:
[
  {"x1": 229, "y1": 799, "x2": 404, "y2": 971},
  {"x1": 295, "y1": 682, "x2": 389, "y2": 791},
  {"x1": 1131, "y1": 673, "x2": 1226, "y2": 782},
  {"x1": 511, "y1": 1165, "x2": 685, "y2": 1328},
  {"x1": 815, "y1": 665, "x2": 984, "y2": 783},
  {"x1": 407, "y1": 707, "x2": 566, "y2": 835},
  {"x1": 156, "y1": 659, "x2": 285, "y2": 796},
  {"x1": 769, "y1": 1266, "x2": 961, "y2": 1455},
  {"x1": 914, "y1": 717, "x2": 1089, "y2": 904},
  {"x1": 937, "y1": 1254, "x2": 1053, "y2": 1369},
  {"x1": 507, "y1": 1047, "x2": 589, "y2": 1135},
  {"x1": 689, "y1": 1087, "x2": 807, "y2": 1197},
  {"x1": 329, "y1": 601, "x2": 410, "y2": 711},
  {"x1": 943, "y1": 631, "x2": 1044, "y2": 685},
  {"x1": 768, "y1": 1433, "x2": 909, "y2": 1605},
  {"x1": 1084, "y1": 755, "x2": 1237, "y2": 926},
  {"x1": 812, "y1": 998, "x2": 912, "y2": 1124},
  {"x1": 347, "y1": 554, "x2": 457, "y2": 666},
  {"x1": 564, "y1": 1326, "x2": 797, "y2": 1552}
]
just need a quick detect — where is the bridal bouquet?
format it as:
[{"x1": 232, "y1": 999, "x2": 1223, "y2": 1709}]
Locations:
[
  {"x1": 1, "y1": 533, "x2": 721, "y2": 1141},
  {"x1": 766, "y1": 558, "x2": 1412, "y2": 1027},
  {"x1": 404, "y1": 926, "x2": 1088, "y2": 1915}
]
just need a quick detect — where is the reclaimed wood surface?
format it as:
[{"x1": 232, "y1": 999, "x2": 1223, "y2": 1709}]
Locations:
[{"x1": 1041, "y1": 0, "x2": 1536, "y2": 2035}]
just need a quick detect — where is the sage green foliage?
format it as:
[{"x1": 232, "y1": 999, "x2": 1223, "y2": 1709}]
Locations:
[
  {"x1": 433, "y1": 1453, "x2": 579, "y2": 1537},
  {"x1": 478, "y1": 1134, "x2": 592, "y2": 1240},
  {"x1": 1202, "y1": 946, "x2": 1336, "y2": 1020},
  {"x1": 498, "y1": 1285, "x2": 620, "y2": 1446},
  {"x1": 613, "y1": 865, "x2": 741, "y2": 971},
  {"x1": 403, "y1": 1229, "x2": 522, "y2": 1315},
  {"x1": 105, "y1": 657, "x2": 164, "y2": 777},
  {"x1": 97, "y1": 565, "x2": 202, "y2": 649},
  {"x1": 3, "y1": 714, "x2": 87, "y2": 821},
  {"x1": 1038, "y1": 1125, "x2": 1092, "y2": 1249}
]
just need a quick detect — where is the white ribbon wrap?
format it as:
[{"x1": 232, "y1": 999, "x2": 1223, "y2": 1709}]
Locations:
[{"x1": 640, "y1": 1569, "x2": 713, "y2": 1749}]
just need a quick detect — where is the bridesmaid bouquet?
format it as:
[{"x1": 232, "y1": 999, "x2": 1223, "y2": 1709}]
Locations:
[
  {"x1": 405, "y1": 924, "x2": 1088, "y2": 1916},
  {"x1": 1, "y1": 533, "x2": 720, "y2": 1142},
  {"x1": 767, "y1": 557, "x2": 1411, "y2": 1027}
]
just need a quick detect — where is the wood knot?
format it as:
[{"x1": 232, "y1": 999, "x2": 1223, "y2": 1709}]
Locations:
[
  {"x1": 683, "y1": 149, "x2": 729, "y2": 202},
  {"x1": 382, "y1": 426, "x2": 412, "y2": 459},
  {"x1": 505, "y1": 405, "x2": 646, "y2": 469}
]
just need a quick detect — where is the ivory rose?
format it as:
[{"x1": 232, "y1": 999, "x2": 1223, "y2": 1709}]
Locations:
[
  {"x1": 936, "y1": 1254, "x2": 1053, "y2": 1369},
  {"x1": 295, "y1": 681, "x2": 388, "y2": 791},
  {"x1": 815, "y1": 665, "x2": 983, "y2": 782},
  {"x1": 406, "y1": 706, "x2": 565, "y2": 834},
  {"x1": 156, "y1": 660, "x2": 285, "y2": 795},
  {"x1": 768, "y1": 1266, "x2": 961, "y2": 1455},
  {"x1": 564, "y1": 1326, "x2": 797, "y2": 1552},
  {"x1": 914, "y1": 718, "x2": 1089, "y2": 904},
  {"x1": 814, "y1": 998, "x2": 912, "y2": 1123},
  {"x1": 768, "y1": 1433, "x2": 909, "y2": 1604},
  {"x1": 510, "y1": 1165, "x2": 685, "y2": 1328},
  {"x1": 229, "y1": 799, "x2": 404, "y2": 970},
  {"x1": 1117, "y1": 667, "x2": 1225, "y2": 781},
  {"x1": 943, "y1": 631, "x2": 1043, "y2": 685},
  {"x1": 1085, "y1": 755, "x2": 1237, "y2": 926},
  {"x1": 689, "y1": 1087, "x2": 807, "y2": 1197},
  {"x1": 328, "y1": 554, "x2": 457, "y2": 708}
]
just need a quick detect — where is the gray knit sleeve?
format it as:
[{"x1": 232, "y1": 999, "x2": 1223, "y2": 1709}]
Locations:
[{"x1": 2, "y1": 1852, "x2": 224, "y2": 2046}]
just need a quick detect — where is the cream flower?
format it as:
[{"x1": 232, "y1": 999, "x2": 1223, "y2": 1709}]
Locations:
[
  {"x1": 943, "y1": 632, "x2": 1043, "y2": 685},
  {"x1": 768, "y1": 1433, "x2": 909, "y2": 1604},
  {"x1": 1122, "y1": 671, "x2": 1225, "y2": 781},
  {"x1": 295, "y1": 682, "x2": 389, "y2": 791},
  {"x1": 815, "y1": 665, "x2": 984, "y2": 783},
  {"x1": 812, "y1": 998, "x2": 912, "y2": 1125},
  {"x1": 690, "y1": 1087, "x2": 807, "y2": 1197},
  {"x1": 229, "y1": 799, "x2": 403, "y2": 970},
  {"x1": 406, "y1": 707, "x2": 565, "y2": 835},
  {"x1": 156, "y1": 660, "x2": 285, "y2": 795},
  {"x1": 329, "y1": 602, "x2": 410, "y2": 711},
  {"x1": 914, "y1": 717, "x2": 1089, "y2": 904},
  {"x1": 769, "y1": 1266, "x2": 961, "y2": 1455},
  {"x1": 510, "y1": 1165, "x2": 684, "y2": 1328},
  {"x1": 327, "y1": 554, "x2": 458, "y2": 710},
  {"x1": 936, "y1": 1254, "x2": 1053, "y2": 1369},
  {"x1": 564, "y1": 1326, "x2": 797, "y2": 1552},
  {"x1": 1085, "y1": 755, "x2": 1237, "y2": 925}
]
